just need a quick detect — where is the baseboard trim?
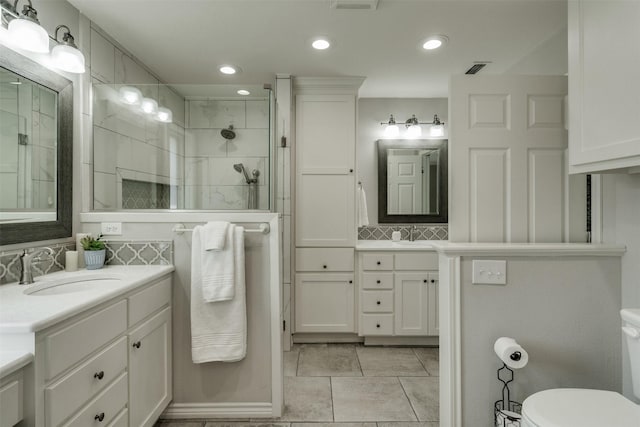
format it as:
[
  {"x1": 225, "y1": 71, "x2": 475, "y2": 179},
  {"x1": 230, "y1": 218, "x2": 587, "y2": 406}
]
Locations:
[
  {"x1": 293, "y1": 333, "x2": 363, "y2": 343},
  {"x1": 364, "y1": 336, "x2": 440, "y2": 346},
  {"x1": 161, "y1": 402, "x2": 274, "y2": 419}
]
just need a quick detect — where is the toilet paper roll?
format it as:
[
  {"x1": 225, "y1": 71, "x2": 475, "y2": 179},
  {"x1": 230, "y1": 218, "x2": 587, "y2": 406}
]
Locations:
[{"x1": 494, "y1": 337, "x2": 529, "y2": 369}]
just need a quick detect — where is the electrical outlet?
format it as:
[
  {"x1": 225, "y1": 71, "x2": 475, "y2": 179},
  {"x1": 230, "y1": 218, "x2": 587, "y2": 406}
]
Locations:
[
  {"x1": 101, "y1": 222, "x2": 122, "y2": 235},
  {"x1": 472, "y1": 260, "x2": 507, "y2": 285}
]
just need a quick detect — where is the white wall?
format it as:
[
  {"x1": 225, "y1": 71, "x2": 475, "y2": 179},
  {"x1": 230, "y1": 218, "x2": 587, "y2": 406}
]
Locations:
[
  {"x1": 357, "y1": 98, "x2": 448, "y2": 225},
  {"x1": 602, "y1": 173, "x2": 640, "y2": 402}
]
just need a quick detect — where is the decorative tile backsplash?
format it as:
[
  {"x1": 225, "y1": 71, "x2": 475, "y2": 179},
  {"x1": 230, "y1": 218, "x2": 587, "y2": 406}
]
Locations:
[
  {"x1": 358, "y1": 224, "x2": 448, "y2": 241},
  {"x1": 0, "y1": 240, "x2": 173, "y2": 285},
  {"x1": 122, "y1": 179, "x2": 171, "y2": 209},
  {"x1": 0, "y1": 242, "x2": 75, "y2": 285}
]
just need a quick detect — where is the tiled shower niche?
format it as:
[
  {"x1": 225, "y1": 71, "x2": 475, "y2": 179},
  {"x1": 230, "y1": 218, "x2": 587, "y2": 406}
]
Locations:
[{"x1": 92, "y1": 83, "x2": 272, "y2": 211}]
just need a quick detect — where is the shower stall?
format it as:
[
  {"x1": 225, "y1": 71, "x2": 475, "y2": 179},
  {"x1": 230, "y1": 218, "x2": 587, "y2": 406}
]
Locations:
[{"x1": 91, "y1": 83, "x2": 273, "y2": 211}]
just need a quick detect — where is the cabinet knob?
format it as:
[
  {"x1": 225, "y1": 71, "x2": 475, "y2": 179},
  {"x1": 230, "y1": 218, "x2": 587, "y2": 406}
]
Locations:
[
  {"x1": 376, "y1": 323, "x2": 380, "y2": 328},
  {"x1": 132, "y1": 341, "x2": 141, "y2": 349},
  {"x1": 94, "y1": 371, "x2": 104, "y2": 380},
  {"x1": 423, "y1": 279, "x2": 427, "y2": 283},
  {"x1": 376, "y1": 280, "x2": 381, "y2": 284},
  {"x1": 323, "y1": 265, "x2": 327, "y2": 269},
  {"x1": 431, "y1": 279, "x2": 435, "y2": 283},
  {"x1": 376, "y1": 261, "x2": 381, "y2": 265},
  {"x1": 94, "y1": 413, "x2": 105, "y2": 422},
  {"x1": 349, "y1": 280, "x2": 353, "y2": 284},
  {"x1": 376, "y1": 301, "x2": 381, "y2": 305},
  {"x1": 349, "y1": 169, "x2": 353, "y2": 173}
]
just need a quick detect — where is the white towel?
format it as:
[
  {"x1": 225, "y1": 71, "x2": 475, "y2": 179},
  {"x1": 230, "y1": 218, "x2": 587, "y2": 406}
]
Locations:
[
  {"x1": 191, "y1": 226, "x2": 247, "y2": 363},
  {"x1": 357, "y1": 183, "x2": 369, "y2": 227},
  {"x1": 195, "y1": 224, "x2": 236, "y2": 302},
  {"x1": 203, "y1": 221, "x2": 229, "y2": 251}
]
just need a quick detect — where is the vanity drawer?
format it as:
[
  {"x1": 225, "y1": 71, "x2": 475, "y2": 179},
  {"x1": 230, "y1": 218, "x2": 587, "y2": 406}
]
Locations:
[
  {"x1": 45, "y1": 337, "x2": 127, "y2": 427},
  {"x1": 45, "y1": 300, "x2": 127, "y2": 381},
  {"x1": 0, "y1": 375, "x2": 22, "y2": 427},
  {"x1": 128, "y1": 276, "x2": 171, "y2": 327},
  {"x1": 361, "y1": 272, "x2": 393, "y2": 290},
  {"x1": 361, "y1": 314, "x2": 394, "y2": 335},
  {"x1": 61, "y1": 371, "x2": 128, "y2": 427},
  {"x1": 107, "y1": 408, "x2": 128, "y2": 427},
  {"x1": 361, "y1": 291, "x2": 393, "y2": 313},
  {"x1": 296, "y1": 248, "x2": 354, "y2": 272},
  {"x1": 361, "y1": 253, "x2": 393, "y2": 271},
  {"x1": 395, "y1": 253, "x2": 438, "y2": 270}
]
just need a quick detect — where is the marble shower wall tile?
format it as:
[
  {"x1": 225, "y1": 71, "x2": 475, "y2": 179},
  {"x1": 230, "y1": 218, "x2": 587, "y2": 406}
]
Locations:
[
  {"x1": 358, "y1": 225, "x2": 448, "y2": 241},
  {"x1": 188, "y1": 100, "x2": 246, "y2": 129},
  {"x1": 0, "y1": 242, "x2": 75, "y2": 285}
]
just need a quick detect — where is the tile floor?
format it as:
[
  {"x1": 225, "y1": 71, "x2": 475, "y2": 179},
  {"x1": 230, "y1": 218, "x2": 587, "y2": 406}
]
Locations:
[{"x1": 156, "y1": 344, "x2": 440, "y2": 427}]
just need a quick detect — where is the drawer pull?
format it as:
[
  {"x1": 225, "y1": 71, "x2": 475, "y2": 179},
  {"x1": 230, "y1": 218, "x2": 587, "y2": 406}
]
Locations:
[
  {"x1": 376, "y1": 280, "x2": 381, "y2": 284},
  {"x1": 423, "y1": 279, "x2": 427, "y2": 283},
  {"x1": 323, "y1": 265, "x2": 327, "y2": 269},
  {"x1": 349, "y1": 168, "x2": 354, "y2": 173},
  {"x1": 95, "y1": 412, "x2": 105, "y2": 422},
  {"x1": 376, "y1": 300, "x2": 381, "y2": 305},
  {"x1": 376, "y1": 323, "x2": 380, "y2": 328},
  {"x1": 349, "y1": 280, "x2": 353, "y2": 284},
  {"x1": 431, "y1": 279, "x2": 436, "y2": 283},
  {"x1": 376, "y1": 261, "x2": 381, "y2": 265},
  {"x1": 132, "y1": 341, "x2": 141, "y2": 349},
  {"x1": 94, "y1": 371, "x2": 104, "y2": 380}
]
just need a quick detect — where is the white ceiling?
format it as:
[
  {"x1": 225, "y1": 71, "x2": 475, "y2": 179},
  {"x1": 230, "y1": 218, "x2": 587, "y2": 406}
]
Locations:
[{"x1": 67, "y1": 0, "x2": 568, "y2": 98}]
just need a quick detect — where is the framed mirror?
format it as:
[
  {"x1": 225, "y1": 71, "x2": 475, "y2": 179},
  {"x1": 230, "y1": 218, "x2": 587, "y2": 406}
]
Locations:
[
  {"x1": 0, "y1": 46, "x2": 73, "y2": 245},
  {"x1": 377, "y1": 139, "x2": 448, "y2": 224}
]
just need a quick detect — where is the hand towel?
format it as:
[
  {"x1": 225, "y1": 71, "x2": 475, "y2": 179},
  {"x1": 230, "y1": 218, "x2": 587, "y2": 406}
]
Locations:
[
  {"x1": 357, "y1": 183, "x2": 370, "y2": 227},
  {"x1": 191, "y1": 226, "x2": 247, "y2": 363},
  {"x1": 202, "y1": 221, "x2": 229, "y2": 251},
  {"x1": 197, "y1": 224, "x2": 236, "y2": 302}
]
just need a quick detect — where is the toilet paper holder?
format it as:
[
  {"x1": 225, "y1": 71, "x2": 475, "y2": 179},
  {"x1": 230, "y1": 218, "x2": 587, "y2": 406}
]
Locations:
[{"x1": 494, "y1": 363, "x2": 523, "y2": 427}]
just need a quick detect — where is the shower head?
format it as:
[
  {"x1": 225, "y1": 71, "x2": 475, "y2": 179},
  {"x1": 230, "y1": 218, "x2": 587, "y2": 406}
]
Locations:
[
  {"x1": 221, "y1": 125, "x2": 236, "y2": 140},
  {"x1": 233, "y1": 163, "x2": 251, "y2": 183}
]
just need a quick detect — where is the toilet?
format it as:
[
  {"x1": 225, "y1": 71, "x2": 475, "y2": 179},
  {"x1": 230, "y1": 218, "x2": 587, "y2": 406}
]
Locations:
[{"x1": 521, "y1": 309, "x2": 640, "y2": 427}]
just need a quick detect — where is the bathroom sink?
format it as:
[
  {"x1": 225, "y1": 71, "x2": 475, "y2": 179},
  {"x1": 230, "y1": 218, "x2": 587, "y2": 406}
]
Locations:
[
  {"x1": 392, "y1": 240, "x2": 433, "y2": 247},
  {"x1": 24, "y1": 274, "x2": 124, "y2": 296}
]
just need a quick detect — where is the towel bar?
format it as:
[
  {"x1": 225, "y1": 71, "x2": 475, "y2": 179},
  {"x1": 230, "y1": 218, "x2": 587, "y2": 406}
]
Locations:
[{"x1": 172, "y1": 222, "x2": 270, "y2": 236}]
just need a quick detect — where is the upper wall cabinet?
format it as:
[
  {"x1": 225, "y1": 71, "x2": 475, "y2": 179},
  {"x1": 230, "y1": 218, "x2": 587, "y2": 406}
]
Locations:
[{"x1": 568, "y1": 1, "x2": 640, "y2": 173}]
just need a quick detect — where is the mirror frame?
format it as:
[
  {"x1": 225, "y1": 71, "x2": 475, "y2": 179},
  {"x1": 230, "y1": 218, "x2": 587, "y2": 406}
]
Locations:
[
  {"x1": 377, "y1": 139, "x2": 448, "y2": 224},
  {"x1": 0, "y1": 46, "x2": 73, "y2": 245}
]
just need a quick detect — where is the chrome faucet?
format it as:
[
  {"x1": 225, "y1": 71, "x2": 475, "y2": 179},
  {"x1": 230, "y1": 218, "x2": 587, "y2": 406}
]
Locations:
[
  {"x1": 409, "y1": 225, "x2": 418, "y2": 242},
  {"x1": 19, "y1": 247, "x2": 54, "y2": 285}
]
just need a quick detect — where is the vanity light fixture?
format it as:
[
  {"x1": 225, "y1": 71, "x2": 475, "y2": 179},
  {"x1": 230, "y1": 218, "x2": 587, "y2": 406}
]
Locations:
[
  {"x1": 140, "y1": 97, "x2": 158, "y2": 115},
  {"x1": 219, "y1": 65, "x2": 238, "y2": 75},
  {"x1": 422, "y1": 35, "x2": 448, "y2": 51},
  {"x1": 381, "y1": 113, "x2": 446, "y2": 138},
  {"x1": 311, "y1": 37, "x2": 331, "y2": 50},
  {"x1": 119, "y1": 86, "x2": 143, "y2": 105},
  {"x1": 51, "y1": 25, "x2": 85, "y2": 73},
  {"x1": 1, "y1": 0, "x2": 86, "y2": 72},
  {"x1": 156, "y1": 107, "x2": 173, "y2": 123},
  {"x1": 383, "y1": 114, "x2": 400, "y2": 138},
  {"x1": 237, "y1": 89, "x2": 250, "y2": 96}
]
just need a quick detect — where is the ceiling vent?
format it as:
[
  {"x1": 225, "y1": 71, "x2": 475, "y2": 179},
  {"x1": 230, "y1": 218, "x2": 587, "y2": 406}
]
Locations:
[
  {"x1": 330, "y1": 0, "x2": 379, "y2": 10},
  {"x1": 465, "y1": 62, "x2": 491, "y2": 75}
]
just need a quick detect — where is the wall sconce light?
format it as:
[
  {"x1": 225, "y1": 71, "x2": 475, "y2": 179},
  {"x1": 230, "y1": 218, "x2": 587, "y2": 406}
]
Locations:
[
  {"x1": 119, "y1": 86, "x2": 143, "y2": 106},
  {"x1": 156, "y1": 107, "x2": 173, "y2": 123},
  {"x1": 381, "y1": 113, "x2": 446, "y2": 138},
  {"x1": 140, "y1": 97, "x2": 159, "y2": 115},
  {"x1": 1, "y1": 0, "x2": 86, "y2": 73}
]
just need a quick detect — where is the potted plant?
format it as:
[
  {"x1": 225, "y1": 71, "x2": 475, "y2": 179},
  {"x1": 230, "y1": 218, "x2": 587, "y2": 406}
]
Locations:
[{"x1": 80, "y1": 234, "x2": 106, "y2": 270}]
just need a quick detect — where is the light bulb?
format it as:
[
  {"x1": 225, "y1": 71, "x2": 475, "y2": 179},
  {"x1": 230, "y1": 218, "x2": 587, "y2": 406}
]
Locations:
[
  {"x1": 219, "y1": 65, "x2": 237, "y2": 75},
  {"x1": 119, "y1": 86, "x2": 143, "y2": 105},
  {"x1": 156, "y1": 107, "x2": 173, "y2": 123},
  {"x1": 8, "y1": 18, "x2": 49, "y2": 53},
  {"x1": 384, "y1": 124, "x2": 400, "y2": 138},
  {"x1": 312, "y1": 38, "x2": 331, "y2": 50},
  {"x1": 422, "y1": 35, "x2": 448, "y2": 51},
  {"x1": 430, "y1": 125, "x2": 444, "y2": 137},
  {"x1": 237, "y1": 89, "x2": 250, "y2": 96},
  {"x1": 51, "y1": 44, "x2": 86, "y2": 73},
  {"x1": 407, "y1": 124, "x2": 422, "y2": 138},
  {"x1": 140, "y1": 98, "x2": 158, "y2": 114}
]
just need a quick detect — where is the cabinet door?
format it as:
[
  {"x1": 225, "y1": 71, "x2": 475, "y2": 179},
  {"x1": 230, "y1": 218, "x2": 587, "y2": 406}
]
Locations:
[
  {"x1": 128, "y1": 307, "x2": 172, "y2": 427},
  {"x1": 296, "y1": 174, "x2": 355, "y2": 247},
  {"x1": 427, "y1": 272, "x2": 439, "y2": 336},
  {"x1": 295, "y1": 273, "x2": 354, "y2": 333},
  {"x1": 568, "y1": 1, "x2": 640, "y2": 172},
  {"x1": 394, "y1": 272, "x2": 429, "y2": 336}
]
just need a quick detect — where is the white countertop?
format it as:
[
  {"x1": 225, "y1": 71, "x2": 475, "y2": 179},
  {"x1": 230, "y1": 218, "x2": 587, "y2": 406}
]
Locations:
[
  {"x1": 429, "y1": 241, "x2": 626, "y2": 256},
  {"x1": 356, "y1": 240, "x2": 441, "y2": 251},
  {"x1": 0, "y1": 350, "x2": 33, "y2": 378},
  {"x1": 0, "y1": 265, "x2": 174, "y2": 334}
]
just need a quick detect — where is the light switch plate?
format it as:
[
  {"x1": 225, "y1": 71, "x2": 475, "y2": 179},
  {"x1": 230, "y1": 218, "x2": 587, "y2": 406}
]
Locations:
[
  {"x1": 101, "y1": 222, "x2": 122, "y2": 235},
  {"x1": 472, "y1": 260, "x2": 507, "y2": 285}
]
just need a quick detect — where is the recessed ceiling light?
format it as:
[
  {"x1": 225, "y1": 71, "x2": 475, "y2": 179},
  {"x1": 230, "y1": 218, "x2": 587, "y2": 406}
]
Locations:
[
  {"x1": 219, "y1": 65, "x2": 238, "y2": 75},
  {"x1": 311, "y1": 38, "x2": 331, "y2": 50},
  {"x1": 422, "y1": 35, "x2": 448, "y2": 51},
  {"x1": 237, "y1": 89, "x2": 250, "y2": 96}
]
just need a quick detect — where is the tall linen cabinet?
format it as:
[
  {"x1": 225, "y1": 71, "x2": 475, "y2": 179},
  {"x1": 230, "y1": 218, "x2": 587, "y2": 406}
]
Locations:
[{"x1": 293, "y1": 77, "x2": 364, "y2": 335}]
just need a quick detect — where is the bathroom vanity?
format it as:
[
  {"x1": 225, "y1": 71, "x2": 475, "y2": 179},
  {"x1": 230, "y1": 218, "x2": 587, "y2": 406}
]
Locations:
[{"x1": 0, "y1": 265, "x2": 174, "y2": 427}]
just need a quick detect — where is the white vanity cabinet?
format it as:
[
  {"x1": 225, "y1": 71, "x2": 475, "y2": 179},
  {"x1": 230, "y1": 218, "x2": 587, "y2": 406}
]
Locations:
[
  {"x1": 0, "y1": 369, "x2": 25, "y2": 427},
  {"x1": 568, "y1": 0, "x2": 640, "y2": 173},
  {"x1": 32, "y1": 274, "x2": 172, "y2": 427},
  {"x1": 358, "y1": 251, "x2": 438, "y2": 338}
]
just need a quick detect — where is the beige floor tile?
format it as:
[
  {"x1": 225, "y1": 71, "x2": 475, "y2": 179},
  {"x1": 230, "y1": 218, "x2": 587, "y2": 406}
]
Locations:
[
  {"x1": 281, "y1": 377, "x2": 333, "y2": 421},
  {"x1": 377, "y1": 422, "x2": 439, "y2": 427},
  {"x1": 331, "y1": 377, "x2": 417, "y2": 422},
  {"x1": 356, "y1": 347, "x2": 427, "y2": 377},
  {"x1": 292, "y1": 424, "x2": 375, "y2": 427},
  {"x1": 284, "y1": 350, "x2": 300, "y2": 376},
  {"x1": 205, "y1": 423, "x2": 290, "y2": 427},
  {"x1": 412, "y1": 348, "x2": 439, "y2": 376},
  {"x1": 155, "y1": 422, "x2": 204, "y2": 427},
  {"x1": 297, "y1": 344, "x2": 362, "y2": 377},
  {"x1": 399, "y1": 377, "x2": 439, "y2": 422}
]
